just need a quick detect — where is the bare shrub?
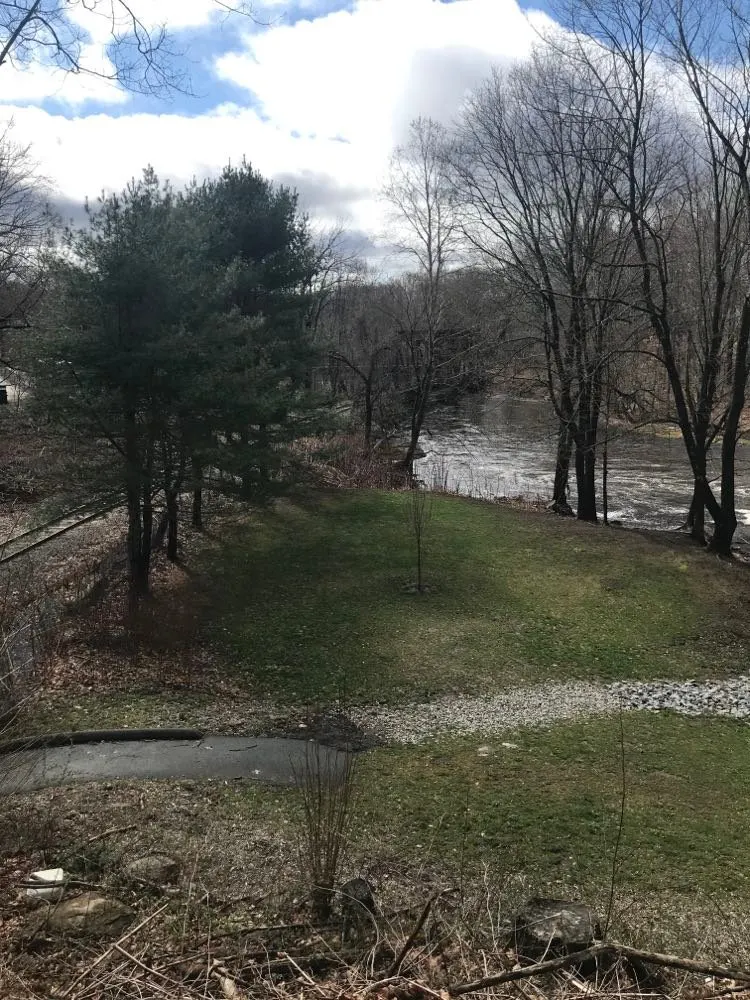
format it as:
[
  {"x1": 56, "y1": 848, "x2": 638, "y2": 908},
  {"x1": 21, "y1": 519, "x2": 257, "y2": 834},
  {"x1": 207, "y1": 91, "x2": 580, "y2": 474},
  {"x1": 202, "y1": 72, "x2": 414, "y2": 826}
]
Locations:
[
  {"x1": 292, "y1": 434, "x2": 407, "y2": 489},
  {"x1": 407, "y1": 484, "x2": 432, "y2": 593},
  {"x1": 292, "y1": 742, "x2": 358, "y2": 923}
]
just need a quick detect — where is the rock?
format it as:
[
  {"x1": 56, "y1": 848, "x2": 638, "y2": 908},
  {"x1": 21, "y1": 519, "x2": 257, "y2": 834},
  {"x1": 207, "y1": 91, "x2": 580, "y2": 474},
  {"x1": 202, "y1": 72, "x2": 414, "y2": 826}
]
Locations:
[
  {"x1": 23, "y1": 867, "x2": 69, "y2": 903},
  {"x1": 339, "y1": 877, "x2": 376, "y2": 939},
  {"x1": 513, "y1": 897, "x2": 602, "y2": 959},
  {"x1": 124, "y1": 853, "x2": 180, "y2": 885},
  {"x1": 45, "y1": 892, "x2": 134, "y2": 938}
]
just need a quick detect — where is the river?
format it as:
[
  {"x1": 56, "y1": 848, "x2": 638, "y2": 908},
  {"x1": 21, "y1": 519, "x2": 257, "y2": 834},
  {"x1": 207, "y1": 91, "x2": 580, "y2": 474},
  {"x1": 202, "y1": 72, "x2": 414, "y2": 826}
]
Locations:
[{"x1": 414, "y1": 394, "x2": 750, "y2": 532}]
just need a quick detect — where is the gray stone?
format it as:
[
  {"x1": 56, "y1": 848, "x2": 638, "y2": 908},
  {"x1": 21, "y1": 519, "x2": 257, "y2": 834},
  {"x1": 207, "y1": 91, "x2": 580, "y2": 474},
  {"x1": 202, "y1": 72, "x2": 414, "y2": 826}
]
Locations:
[
  {"x1": 339, "y1": 877, "x2": 375, "y2": 940},
  {"x1": 46, "y1": 892, "x2": 134, "y2": 938},
  {"x1": 124, "y1": 853, "x2": 180, "y2": 884},
  {"x1": 513, "y1": 897, "x2": 602, "y2": 959}
]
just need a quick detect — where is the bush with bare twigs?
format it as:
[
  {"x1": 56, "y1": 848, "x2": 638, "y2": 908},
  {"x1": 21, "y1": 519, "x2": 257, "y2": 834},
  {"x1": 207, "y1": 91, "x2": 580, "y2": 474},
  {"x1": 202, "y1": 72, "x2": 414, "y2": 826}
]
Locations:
[
  {"x1": 406, "y1": 485, "x2": 432, "y2": 594},
  {"x1": 292, "y1": 742, "x2": 358, "y2": 924},
  {"x1": 292, "y1": 434, "x2": 408, "y2": 490}
]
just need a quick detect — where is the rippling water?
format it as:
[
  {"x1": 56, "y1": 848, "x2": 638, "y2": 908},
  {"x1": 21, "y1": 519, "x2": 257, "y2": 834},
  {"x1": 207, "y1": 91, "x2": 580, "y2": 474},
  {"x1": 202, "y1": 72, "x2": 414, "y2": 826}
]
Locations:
[{"x1": 414, "y1": 394, "x2": 750, "y2": 531}]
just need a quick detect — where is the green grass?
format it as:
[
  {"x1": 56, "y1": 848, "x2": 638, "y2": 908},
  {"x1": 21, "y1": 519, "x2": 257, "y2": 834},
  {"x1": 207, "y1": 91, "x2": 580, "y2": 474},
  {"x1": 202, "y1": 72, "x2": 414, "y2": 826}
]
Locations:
[
  {"x1": 14, "y1": 691, "x2": 218, "y2": 737},
  {"x1": 205, "y1": 489, "x2": 750, "y2": 703},
  {"x1": 18, "y1": 710, "x2": 750, "y2": 908},
  {"x1": 353, "y1": 712, "x2": 750, "y2": 900},
  {"x1": 6, "y1": 714, "x2": 750, "y2": 964}
]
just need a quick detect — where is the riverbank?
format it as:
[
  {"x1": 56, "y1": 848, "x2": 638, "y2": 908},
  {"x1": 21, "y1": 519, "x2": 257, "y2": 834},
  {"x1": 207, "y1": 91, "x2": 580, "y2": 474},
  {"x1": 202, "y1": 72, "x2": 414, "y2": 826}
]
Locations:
[{"x1": 416, "y1": 395, "x2": 750, "y2": 529}]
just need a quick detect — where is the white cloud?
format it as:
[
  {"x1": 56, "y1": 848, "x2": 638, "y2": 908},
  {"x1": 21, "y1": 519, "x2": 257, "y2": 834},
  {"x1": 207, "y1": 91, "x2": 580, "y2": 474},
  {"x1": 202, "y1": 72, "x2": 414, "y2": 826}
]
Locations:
[
  {"x1": 217, "y1": 0, "x2": 549, "y2": 148},
  {"x1": 68, "y1": 0, "x2": 231, "y2": 38},
  {"x1": 2, "y1": 102, "x2": 372, "y2": 215},
  {"x1": 0, "y1": 0, "x2": 555, "y2": 247},
  {"x1": 0, "y1": 60, "x2": 127, "y2": 107}
]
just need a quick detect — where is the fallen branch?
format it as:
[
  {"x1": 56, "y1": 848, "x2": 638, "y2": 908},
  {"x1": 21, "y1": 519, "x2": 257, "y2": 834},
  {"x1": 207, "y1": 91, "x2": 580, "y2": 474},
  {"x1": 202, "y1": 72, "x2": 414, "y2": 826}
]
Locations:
[
  {"x1": 113, "y1": 944, "x2": 184, "y2": 989},
  {"x1": 388, "y1": 893, "x2": 440, "y2": 977},
  {"x1": 448, "y1": 942, "x2": 750, "y2": 997},
  {"x1": 84, "y1": 823, "x2": 138, "y2": 846},
  {"x1": 199, "y1": 919, "x2": 317, "y2": 944},
  {"x1": 60, "y1": 902, "x2": 170, "y2": 998},
  {"x1": 449, "y1": 943, "x2": 610, "y2": 996},
  {"x1": 279, "y1": 951, "x2": 322, "y2": 992},
  {"x1": 362, "y1": 976, "x2": 403, "y2": 995},
  {"x1": 615, "y1": 945, "x2": 750, "y2": 985}
]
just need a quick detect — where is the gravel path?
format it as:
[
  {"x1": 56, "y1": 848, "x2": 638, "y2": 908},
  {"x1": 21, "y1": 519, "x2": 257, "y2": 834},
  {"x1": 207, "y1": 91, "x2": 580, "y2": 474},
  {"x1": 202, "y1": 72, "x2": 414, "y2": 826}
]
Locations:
[{"x1": 349, "y1": 676, "x2": 750, "y2": 743}]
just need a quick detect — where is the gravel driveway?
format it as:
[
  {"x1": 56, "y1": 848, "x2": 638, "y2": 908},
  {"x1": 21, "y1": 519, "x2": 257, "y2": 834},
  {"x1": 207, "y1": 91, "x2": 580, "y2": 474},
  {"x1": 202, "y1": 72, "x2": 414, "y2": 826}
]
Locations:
[{"x1": 348, "y1": 675, "x2": 750, "y2": 743}]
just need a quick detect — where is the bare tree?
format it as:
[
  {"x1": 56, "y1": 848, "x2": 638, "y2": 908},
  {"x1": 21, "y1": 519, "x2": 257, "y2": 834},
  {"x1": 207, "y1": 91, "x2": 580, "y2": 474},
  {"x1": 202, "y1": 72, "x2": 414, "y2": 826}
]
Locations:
[
  {"x1": 304, "y1": 224, "x2": 364, "y2": 342},
  {"x1": 321, "y1": 273, "x2": 398, "y2": 447},
  {"x1": 406, "y1": 483, "x2": 431, "y2": 594},
  {"x1": 662, "y1": 142, "x2": 749, "y2": 543},
  {"x1": 452, "y1": 46, "x2": 634, "y2": 522},
  {"x1": 383, "y1": 116, "x2": 462, "y2": 477},
  {"x1": 0, "y1": 1, "x2": 258, "y2": 96},
  {"x1": 660, "y1": 0, "x2": 750, "y2": 552},
  {"x1": 0, "y1": 127, "x2": 49, "y2": 343},
  {"x1": 554, "y1": 0, "x2": 750, "y2": 552}
]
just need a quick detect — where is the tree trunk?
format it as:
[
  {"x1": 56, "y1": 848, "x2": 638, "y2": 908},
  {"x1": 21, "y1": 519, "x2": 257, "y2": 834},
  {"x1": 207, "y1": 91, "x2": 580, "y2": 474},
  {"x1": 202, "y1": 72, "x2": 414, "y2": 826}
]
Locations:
[
  {"x1": 685, "y1": 478, "x2": 706, "y2": 544},
  {"x1": 711, "y1": 296, "x2": 750, "y2": 556},
  {"x1": 551, "y1": 420, "x2": 574, "y2": 515},
  {"x1": 710, "y1": 498, "x2": 736, "y2": 557},
  {"x1": 258, "y1": 423, "x2": 270, "y2": 485},
  {"x1": 191, "y1": 456, "x2": 203, "y2": 530},
  {"x1": 363, "y1": 378, "x2": 373, "y2": 449},
  {"x1": 127, "y1": 490, "x2": 146, "y2": 611},
  {"x1": 141, "y1": 478, "x2": 153, "y2": 584},
  {"x1": 574, "y1": 436, "x2": 597, "y2": 522},
  {"x1": 602, "y1": 433, "x2": 608, "y2": 526},
  {"x1": 403, "y1": 374, "x2": 433, "y2": 482},
  {"x1": 166, "y1": 488, "x2": 178, "y2": 562},
  {"x1": 125, "y1": 408, "x2": 147, "y2": 610},
  {"x1": 240, "y1": 428, "x2": 253, "y2": 498}
]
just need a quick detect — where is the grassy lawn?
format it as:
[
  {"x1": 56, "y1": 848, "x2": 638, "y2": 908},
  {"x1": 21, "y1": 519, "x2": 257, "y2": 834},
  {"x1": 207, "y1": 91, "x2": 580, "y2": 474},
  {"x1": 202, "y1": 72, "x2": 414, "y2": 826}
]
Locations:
[
  {"x1": 5, "y1": 713, "x2": 750, "y2": 944},
  {"x1": 7, "y1": 491, "x2": 750, "y2": 989},
  {"x1": 17, "y1": 487, "x2": 750, "y2": 736},
  {"x1": 354, "y1": 712, "x2": 750, "y2": 902},
  {"x1": 204, "y1": 489, "x2": 750, "y2": 703}
]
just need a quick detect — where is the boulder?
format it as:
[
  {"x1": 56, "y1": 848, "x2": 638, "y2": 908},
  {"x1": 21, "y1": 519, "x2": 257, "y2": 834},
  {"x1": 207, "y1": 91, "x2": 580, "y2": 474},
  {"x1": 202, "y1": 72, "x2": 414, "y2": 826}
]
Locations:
[
  {"x1": 46, "y1": 892, "x2": 134, "y2": 938},
  {"x1": 339, "y1": 877, "x2": 376, "y2": 940},
  {"x1": 513, "y1": 897, "x2": 602, "y2": 959},
  {"x1": 124, "y1": 853, "x2": 180, "y2": 884}
]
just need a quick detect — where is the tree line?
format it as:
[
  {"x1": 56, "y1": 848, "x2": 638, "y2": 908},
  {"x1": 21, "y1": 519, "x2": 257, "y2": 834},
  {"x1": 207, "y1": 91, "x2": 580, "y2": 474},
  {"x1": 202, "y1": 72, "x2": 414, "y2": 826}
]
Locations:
[
  {"x1": 0, "y1": 0, "x2": 748, "y2": 610},
  {"x1": 321, "y1": 0, "x2": 750, "y2": 556}
]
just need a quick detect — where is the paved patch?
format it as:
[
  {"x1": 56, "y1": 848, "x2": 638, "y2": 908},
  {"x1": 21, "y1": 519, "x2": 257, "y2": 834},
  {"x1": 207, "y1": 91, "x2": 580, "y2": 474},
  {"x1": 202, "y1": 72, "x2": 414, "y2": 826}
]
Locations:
[{"x1": 0, "y1": 736, "x2": 348, "y2": 794}]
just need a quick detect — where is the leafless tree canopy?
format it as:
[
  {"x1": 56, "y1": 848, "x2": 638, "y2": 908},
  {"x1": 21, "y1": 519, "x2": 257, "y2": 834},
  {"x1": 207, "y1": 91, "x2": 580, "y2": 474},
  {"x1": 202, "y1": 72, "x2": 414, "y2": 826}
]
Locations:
[
  {"x1": 0, "y1": 129, "x2": 48, "y2": 333},
  {"x1": 0, "y1": 1, "x2": 258, "y2": 96}
]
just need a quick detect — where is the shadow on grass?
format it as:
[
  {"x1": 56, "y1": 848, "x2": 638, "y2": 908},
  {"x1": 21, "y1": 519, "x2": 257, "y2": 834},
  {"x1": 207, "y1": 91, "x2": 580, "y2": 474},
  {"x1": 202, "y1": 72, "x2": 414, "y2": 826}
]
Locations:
[{"x1": 196, "y1": 490, "x2": 750, "y2": 705}]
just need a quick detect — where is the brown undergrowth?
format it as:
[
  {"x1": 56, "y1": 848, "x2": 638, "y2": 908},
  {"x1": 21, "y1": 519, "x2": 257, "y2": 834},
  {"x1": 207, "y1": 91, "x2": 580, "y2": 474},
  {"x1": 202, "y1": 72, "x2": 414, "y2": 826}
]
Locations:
[
  {"x1": 1, "y1": 775, "x2": 750, "y2": 999},
  {"x1": 292, "y1": 434, "x2": 409, "y2": 489}
]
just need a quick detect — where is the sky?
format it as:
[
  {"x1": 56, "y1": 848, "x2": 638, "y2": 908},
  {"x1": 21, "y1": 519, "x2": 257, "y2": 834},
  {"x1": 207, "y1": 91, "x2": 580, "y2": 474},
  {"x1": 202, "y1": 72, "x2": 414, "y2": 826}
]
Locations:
[{"x1": 0, "y1": 0, "x2": 557, "y2": 257}]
